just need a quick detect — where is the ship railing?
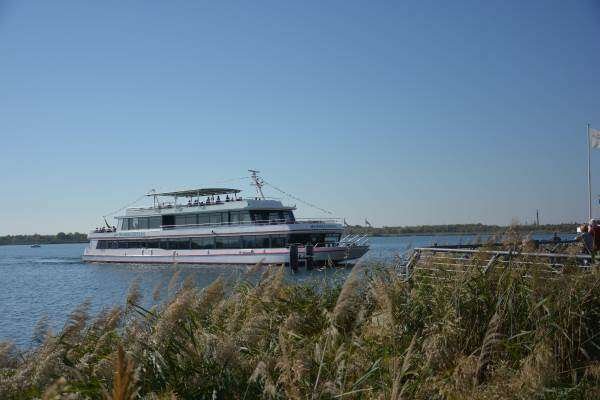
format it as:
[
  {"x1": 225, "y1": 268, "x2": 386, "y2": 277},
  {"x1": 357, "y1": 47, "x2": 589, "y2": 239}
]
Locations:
[
  {"x1": 90, "y1": 218, "x2": 343, "y2": 234},
  {"x1": 159, "y1": 218, "x2": 342, "y2": 230},
  {"x1": 339, "y1": 234, "x2": 369, "y2": 247},
  {"x1": 128, "y1": 198, "x2": 246, "y2": 210},
  {"x1": 126, "y1": 196, "x2": 288, "y2": 212}
]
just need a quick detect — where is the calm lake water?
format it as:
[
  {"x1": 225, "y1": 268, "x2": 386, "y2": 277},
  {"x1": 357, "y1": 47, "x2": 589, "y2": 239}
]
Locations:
[{"x1": 0, "y1": 233, "x2": 574, "y2": 348}]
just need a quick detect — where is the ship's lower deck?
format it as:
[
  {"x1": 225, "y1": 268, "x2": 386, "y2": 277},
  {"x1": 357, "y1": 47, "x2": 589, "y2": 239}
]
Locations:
[{"x1": 82, "y1": 245, "x2": 369, "y2": 266}]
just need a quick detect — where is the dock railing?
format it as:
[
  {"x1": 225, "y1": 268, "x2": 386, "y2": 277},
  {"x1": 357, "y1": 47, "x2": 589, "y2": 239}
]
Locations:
[{"x1": 401, "y1": 245, "x2": 594, "y2": 282}]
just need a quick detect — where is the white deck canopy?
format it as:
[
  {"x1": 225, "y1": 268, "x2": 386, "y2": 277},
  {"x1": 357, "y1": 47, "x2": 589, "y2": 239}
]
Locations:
[{"x1": 148, "y1": 188, "x2": 241, "y2": 198}]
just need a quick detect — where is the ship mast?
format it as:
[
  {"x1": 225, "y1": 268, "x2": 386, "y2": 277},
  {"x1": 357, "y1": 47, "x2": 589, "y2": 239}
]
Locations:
[{"x1": 248, "y1": 169, "x2": 266, "y2": 199}]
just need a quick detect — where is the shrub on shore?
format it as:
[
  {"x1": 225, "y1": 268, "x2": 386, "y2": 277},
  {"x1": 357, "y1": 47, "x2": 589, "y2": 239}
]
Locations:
[{"x1": 1, "y1": 254, "x2": 600, "y2": 399}]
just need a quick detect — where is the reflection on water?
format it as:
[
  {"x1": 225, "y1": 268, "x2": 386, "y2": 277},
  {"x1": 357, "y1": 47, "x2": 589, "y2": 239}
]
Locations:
[{"x1": 0, "y1": 233, "x2": 574, "y2": 347}]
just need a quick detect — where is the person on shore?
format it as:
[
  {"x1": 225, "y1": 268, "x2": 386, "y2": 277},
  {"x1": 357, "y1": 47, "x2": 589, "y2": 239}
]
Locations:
[
  {"x1": 577, "y1": 224, "x2": 595, "y2": 263},
  {"x1": 590, "y1": 220, "x2": 600, "y2": 253}
]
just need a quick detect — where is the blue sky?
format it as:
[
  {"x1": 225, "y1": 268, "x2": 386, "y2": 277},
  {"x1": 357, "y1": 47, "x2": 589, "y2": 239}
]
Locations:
[{"x1": 1, "y1": 0, "x2": 599, "y2": 234}]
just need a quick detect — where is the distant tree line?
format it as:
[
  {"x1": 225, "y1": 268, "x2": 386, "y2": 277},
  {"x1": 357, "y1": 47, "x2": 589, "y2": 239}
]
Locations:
[
  {"x1": 344, "y1": 223, "x2": 578, "y2": 236},
  {"x1": 0, "y1": 232, "x2": 88, "y2": 246}
]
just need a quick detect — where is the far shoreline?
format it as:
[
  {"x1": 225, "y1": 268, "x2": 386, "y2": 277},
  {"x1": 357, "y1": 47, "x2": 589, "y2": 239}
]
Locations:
[
  {"x1": 0, "y1": 241, "x2": 89, "y2": 247},
  {"x1": 368, "y1": 230, "x2": 576, "y2": 237}
]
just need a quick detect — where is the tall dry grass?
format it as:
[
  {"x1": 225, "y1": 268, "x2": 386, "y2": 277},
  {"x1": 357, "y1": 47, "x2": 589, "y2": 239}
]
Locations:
[{"x1": 1, "y1": 249, "x2": 600, "y2": 399}]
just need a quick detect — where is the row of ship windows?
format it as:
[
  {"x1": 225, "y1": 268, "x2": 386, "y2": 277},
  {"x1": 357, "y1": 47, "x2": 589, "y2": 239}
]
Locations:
[
  {"x1": 96, "y1": 233, "x2": 341, "y2": 250},
  {"x1": 119, "y1": 210, "x2": 295, "y2": 230}
]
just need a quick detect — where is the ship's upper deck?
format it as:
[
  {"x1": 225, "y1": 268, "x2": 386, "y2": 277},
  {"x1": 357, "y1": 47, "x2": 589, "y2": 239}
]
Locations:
[
  {"x1": 124, "y1": 198, "x2": 295, "y2": 217},
  {"x1": 120, "y1": 187, "x2": 294, "y2": 218},
  {"x1": 91, "y1": 183, "x2": 341, "y2": 235},
  {"x1": 91, "y1": 172, "x2": 342, "y2": 235}
]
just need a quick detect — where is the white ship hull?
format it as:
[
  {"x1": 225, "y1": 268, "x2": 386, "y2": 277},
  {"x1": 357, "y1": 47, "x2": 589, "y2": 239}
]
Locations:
[{"x1": 82, "y1": 245, "x2": 369, "y2": 265}]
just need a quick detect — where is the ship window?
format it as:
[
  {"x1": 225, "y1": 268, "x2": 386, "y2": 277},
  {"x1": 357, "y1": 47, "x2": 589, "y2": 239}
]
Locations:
[
  {"x1": 251, "y1": 211, "x2": 269, "y2": 223},
  {"x1": 168, "y1": 238, "x2": 190, "y2": 250},
  {"x1": 149, "y1": 216, "x2": 161, "y2": 229},
  {"x1": 110, "y1": 241, "x2": 118, "y2": 249},
  {"x1": 131, "y1": 218, "x2": 140, "y2": 230},
  {"x1": 230, "y1": 212, "x2": 240, "y2": 224},
  {"x1": 250, "y1": 211, "x2": 259, "y2": 223},
  {"x1": 185, "y1": 214, "x2": 198, "y2": 226},
  {"x1": 160, "y1": 239, "x2": 169, "y2": 250},
  {"x1": 146, "y1": 239, "x2": 160, "y2": 248},
  {"x1": 198, "y1": 213, "x2": 210, "y2": 225},
  {"x1": 209, "y1": 213, "x2": 221, "y2": 225},
  {"x1": 122, "y1": 218, "x2": 132, "y2": 230},
  {"x1": 311, "y1": 234, "x2": 326, "y2": 245},
  {"x1": 240, "y1": 235, "x2": 271, "y2": 248},
  {"x1": 255, "y1": 235, "x2": 270, "y2": 248},
  {"x1": 97, "y1": 240, "x2": 107, "y2": 249},
  {"x1": 270, "y1": 235, "x2": 288, "y2": 248},
  {"x1": 215, "y1": 236, "x2": 241, "y2": 249},
  {"x1": 284, "y1": 211, "x2": 295, "y2": 223},
  {"x1": 289, "y1": 233, "x2": 311, "y2": 245},
  {"x1": 118, "y1": 241, "x2": 128, "y2": 249},
  {"x1": 139, "y1": 217, "x2": 149, "y2": 230},
  {"x1": 242, "y1": 235, "x2": 256, "y2": 248},
  {"x1": 269, "y1": 212, "x2": 281, "y2": 223},
  {"x1": 240, "y1": 211, "x2": 251, "y2": 223},
  {"x1": 324, "y1": 234, "x2": 340, "y2": 244},
  {"x1": 191, "y1": 237, "x2": 215, "y2": 249},
  {"x1": 162, "y1": 215, "x2": 175, "y2": 228},
  {"x1": 175, "y1": 215, "x2": 187, "y2": 226},
  {"x1": 178, "y1": 239, "x2": 191, "y2": 250}
]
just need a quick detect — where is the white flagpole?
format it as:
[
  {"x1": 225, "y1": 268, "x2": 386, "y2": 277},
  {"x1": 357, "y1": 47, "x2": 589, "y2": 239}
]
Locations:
[{"x1": 588, "y1": 122, "x2": 592, "y2": 220}]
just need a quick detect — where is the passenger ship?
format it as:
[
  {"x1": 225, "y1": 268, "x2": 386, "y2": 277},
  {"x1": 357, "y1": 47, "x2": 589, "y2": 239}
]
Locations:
[{"x1": 83, "y1": 173, "x2": 369, "y2": 267}]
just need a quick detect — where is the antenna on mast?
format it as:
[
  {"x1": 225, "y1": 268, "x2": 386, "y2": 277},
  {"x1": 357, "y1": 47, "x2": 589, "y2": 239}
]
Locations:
[{"x1": 248, "y1": 169, "x2": 266, "y2": 199}]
